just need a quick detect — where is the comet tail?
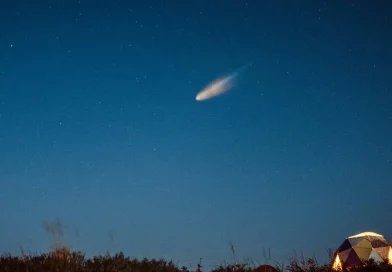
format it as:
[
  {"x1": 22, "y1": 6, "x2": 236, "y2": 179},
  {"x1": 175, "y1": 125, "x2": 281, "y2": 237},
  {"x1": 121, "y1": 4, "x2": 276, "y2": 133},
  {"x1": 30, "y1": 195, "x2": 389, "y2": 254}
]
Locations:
[{"x1": 195, "y1": 63, "x2": 251, "y2": 101}]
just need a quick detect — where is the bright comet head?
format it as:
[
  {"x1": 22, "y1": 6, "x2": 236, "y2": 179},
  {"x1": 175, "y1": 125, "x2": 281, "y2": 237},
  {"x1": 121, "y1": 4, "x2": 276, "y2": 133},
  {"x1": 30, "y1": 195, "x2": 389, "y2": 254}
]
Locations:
[{"x1": 195, "y1": 77, "x2": 232, "y2": 102}]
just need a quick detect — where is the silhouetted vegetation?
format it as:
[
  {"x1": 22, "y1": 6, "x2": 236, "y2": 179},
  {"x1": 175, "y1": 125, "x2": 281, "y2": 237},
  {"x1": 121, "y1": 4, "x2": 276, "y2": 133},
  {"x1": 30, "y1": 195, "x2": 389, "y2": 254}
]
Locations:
[
  {"x1": 2, "y1": 220, "x2": 391, "y2": 271},
  {"x1": 0, "y1": 249, "x2": 185, "y2": 272},
  {"x1": 1, "y1": 251, "x2": 391, "y2": 272}
]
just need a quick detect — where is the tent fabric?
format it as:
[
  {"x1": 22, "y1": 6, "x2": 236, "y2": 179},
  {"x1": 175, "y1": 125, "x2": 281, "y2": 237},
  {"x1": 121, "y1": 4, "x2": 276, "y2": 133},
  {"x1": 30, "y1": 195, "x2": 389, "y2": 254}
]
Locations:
[
  {"x1": 374, "y1": 246, "x2": 390, "y2": 257},
  {"x1": 345, "y1": 250, "x2": 362, "y2": 267},
  {"x1": 353, "y1": 246, "x2": 372, "y2": 261},
  {"x1": 339, "y1": 239, "x2": 352, "y2": 252},
  {"x1": 332, "y1": 232, "x2": 392, "y2": 270},
  {"x1": 348, "y1": 237, "x2": 363, "y2": 247},
  {"x1": 339, "y1": 249, "x2": 351, "y2": 263},
  {"x1": 371, "y1": 239, "x2": 389, "y2": 248},
  {"x1": 355, "y1": 238, "x2": 372, "y2": 249},
  {"x1": 369, "y1": 249, "x2": 384, "y2": 263}
]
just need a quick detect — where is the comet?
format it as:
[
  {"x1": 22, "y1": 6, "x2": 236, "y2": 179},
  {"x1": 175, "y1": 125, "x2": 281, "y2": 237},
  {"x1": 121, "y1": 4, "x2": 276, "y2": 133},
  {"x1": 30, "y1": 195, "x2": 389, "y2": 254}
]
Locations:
[{"x1": 195, "y1": 63, "x2": 251, "y2": 101}]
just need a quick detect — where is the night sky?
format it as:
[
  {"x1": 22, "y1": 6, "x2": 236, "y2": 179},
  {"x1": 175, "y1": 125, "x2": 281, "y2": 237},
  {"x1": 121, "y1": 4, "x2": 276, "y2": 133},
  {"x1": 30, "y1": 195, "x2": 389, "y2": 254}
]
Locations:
[{"x1": 1, "y1": 0, "x2": 391, "y2": 269}]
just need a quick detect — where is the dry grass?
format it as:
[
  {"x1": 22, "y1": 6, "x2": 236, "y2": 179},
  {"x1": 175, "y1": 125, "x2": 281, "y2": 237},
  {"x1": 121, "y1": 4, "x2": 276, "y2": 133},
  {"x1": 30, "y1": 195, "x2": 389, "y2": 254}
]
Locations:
[
  {"x1": 2, "y1": 248, "x2": 392, "y2": 272},
  {"x1": 1, "y1": 220, "x2": 391, "y2": 272}
]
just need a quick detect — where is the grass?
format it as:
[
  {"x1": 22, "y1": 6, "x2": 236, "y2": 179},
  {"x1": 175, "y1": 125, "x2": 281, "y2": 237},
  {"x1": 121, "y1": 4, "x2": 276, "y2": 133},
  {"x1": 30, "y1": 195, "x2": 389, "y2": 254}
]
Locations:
[
  {"x1": 2, "y1": 246, "x2": 392, "y2": 272},
  {"x1": 1, "y1": 220, "x2": 391, "y2": 272},
  {"x1": 1, "y1": 249, "x2": 392, "y2": 272}
]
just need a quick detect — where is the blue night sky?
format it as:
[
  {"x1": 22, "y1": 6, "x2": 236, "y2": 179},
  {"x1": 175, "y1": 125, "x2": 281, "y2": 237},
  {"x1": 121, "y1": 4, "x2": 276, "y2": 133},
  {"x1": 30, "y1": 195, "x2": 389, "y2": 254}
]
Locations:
[{"x1": 0, "y1": 0, "x2": 391, "y2": 269}]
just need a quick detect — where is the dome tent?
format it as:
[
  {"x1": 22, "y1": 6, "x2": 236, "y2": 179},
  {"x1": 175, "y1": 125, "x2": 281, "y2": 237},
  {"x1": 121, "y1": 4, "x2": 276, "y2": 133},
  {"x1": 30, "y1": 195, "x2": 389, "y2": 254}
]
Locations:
[{"x1": 332, "y1": 232, "x2": 392, "y2": 270}]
